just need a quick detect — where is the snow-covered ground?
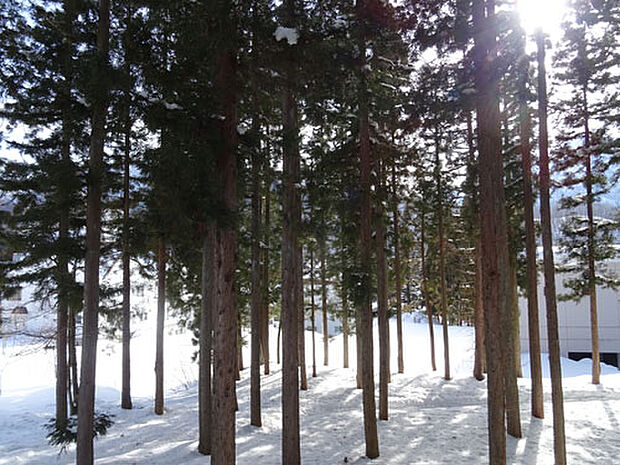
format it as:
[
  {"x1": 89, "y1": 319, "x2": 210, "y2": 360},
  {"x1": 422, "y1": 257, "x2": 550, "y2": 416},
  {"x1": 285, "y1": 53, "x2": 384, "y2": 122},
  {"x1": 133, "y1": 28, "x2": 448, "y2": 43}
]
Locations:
[{"x1": 1, "y1": 313, "x2": 619, "y2": 464}]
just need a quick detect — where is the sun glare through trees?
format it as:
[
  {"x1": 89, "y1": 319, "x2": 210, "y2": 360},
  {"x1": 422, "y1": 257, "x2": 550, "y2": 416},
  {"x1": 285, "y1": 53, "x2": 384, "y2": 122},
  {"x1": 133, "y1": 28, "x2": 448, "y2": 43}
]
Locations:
[{"x1": 0, "y1": 1, "x2": 618, "y2": 465}]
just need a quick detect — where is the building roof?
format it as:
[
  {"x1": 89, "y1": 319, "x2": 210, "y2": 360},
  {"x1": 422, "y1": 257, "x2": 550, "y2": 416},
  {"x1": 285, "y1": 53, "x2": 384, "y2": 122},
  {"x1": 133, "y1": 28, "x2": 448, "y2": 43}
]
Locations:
[{"x1": 11, "y1": 306, "x2": 28, "y2": 315}]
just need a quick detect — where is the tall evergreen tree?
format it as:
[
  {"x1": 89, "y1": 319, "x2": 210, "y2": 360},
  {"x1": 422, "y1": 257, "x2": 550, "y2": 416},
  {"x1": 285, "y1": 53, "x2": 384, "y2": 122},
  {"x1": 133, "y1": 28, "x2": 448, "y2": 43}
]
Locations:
[
  {"x1": 553, "y1": 0, "x2": 620, "y2": 385},
  {"x1": 536, "y1": 28, "x2": 567, "y2": 465},
  {"x1": 210, "y1": 3, "x2": 239, "y2": 463},
  {"x1": 278, "y1": 1, "x2": 302, "y2": 462},
  {"x1": 76, "y1": 0, "x2": 111, "y2": 462},
  {"x1": 0, "y1": 0, "x2": 88, "y2": 433},
  {"x1": 515, "y1": 25, "x2": 544, "y2": 419}
]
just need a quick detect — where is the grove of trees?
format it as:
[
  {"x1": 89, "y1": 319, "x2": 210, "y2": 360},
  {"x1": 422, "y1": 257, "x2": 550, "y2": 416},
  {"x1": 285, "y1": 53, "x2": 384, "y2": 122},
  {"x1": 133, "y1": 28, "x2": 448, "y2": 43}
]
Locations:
[{"x1": 0, "y1": 0, "x2": 617, "y2": 464}]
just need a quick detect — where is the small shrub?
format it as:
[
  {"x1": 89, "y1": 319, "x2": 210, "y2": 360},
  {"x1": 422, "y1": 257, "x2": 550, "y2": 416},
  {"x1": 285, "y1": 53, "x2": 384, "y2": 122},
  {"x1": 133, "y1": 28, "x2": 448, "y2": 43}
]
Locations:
[{"x1": 44, "y1": 412, "x2": 115, "y2": 453}]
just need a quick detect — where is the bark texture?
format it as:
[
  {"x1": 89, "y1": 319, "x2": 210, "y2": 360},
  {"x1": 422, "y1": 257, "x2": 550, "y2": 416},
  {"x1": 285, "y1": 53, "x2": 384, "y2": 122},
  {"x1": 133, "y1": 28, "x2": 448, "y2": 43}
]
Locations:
[
  {"x1": 281, "y1": 59, "x2": 301, "y2": 465},
  {"x1": 473, "y1": 238, "x2": 485, "y2": 381},
  {"x1": 210, "y1": 15, "x2": 239, "y2": 461},
  {"x1": 211, "y1": 221, "x2": 238, "y2": 465},
  {"x1": 154, "y1": 239, "x2": 166, "y2": 415},
  {"x1": 473, "y1": 0, "x2": 507, "y2": 462},
  {"x1": 56, "y1": 215, "x2": 69, "y2": 429},
  {"x1": 198, "y1": 233, "x2": 213, "y2": 454},
  {"x1": 505, "y1": 255, "x2": 522, "y2": 438}
]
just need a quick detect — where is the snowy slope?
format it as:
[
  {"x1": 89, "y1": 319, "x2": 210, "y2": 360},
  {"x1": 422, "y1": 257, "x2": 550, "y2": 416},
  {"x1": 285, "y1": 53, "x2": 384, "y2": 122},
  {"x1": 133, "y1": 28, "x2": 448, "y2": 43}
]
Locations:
[{"x1": 1, "y1": 313, "x2": 620, "y2": 464}]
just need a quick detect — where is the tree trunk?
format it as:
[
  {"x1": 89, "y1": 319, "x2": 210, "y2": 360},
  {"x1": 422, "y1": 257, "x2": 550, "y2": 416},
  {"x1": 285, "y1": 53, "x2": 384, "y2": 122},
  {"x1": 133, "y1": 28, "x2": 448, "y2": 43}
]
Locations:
[
  {"x1": 586, "y1": 158, "x2": 600, "y2": 384},
  {"x1": 435, "y1": 133, "x2": 450, "y2": 382},
  {"x1": 56, "y1": 250, "x2": 69, "y2": 429},
  {"x1": 251, "y1": 142, "x2": 262, "y2": 425},
  {"x1": 236, "y1": 313, "x2": 243, "y2": 379},
  {"x1": 342, "y1": 267, "x2": 349, "y2": 370},
  {"x1": 321, "y1": 243, "x2": 328, "y2": 366},
  {"x1": 298, "y1": 245, "x2": 308, "y2": 390},
  {"x1": 356, "y1": 309, "x2": 362, "y2": 389},
  {"x1": 56, "y1": 267, "x2": 68, "y2": 429},
  {"x1": 376, "y1": 158, "x2": 389, "y2": 420},
  {"x1": 536, "y1": 28, "x2": 567, "y2": 464},
  {"x1": 473, "y1": 0, "x2": 507, "y2": 462},
  {"x1": 260, "y1": 178, "x2": 270, "y2": 375},
  {"x1": 211, "y1": 35, "x2": 238, "y2": 464},
  {"x1": 391, "y1": 163, "x2": 403, "y2": 374},
  {"x1": 386, "y1": 317, "x2": 391, "y2": 384},
  {"x1": 56, "y1": 131, "x2": 69, "y2": 432},
  {"x1": 505, "y1": 252, "x2": 522, "y2": 438},
  {"x1": 501, "y1": 115, "x2": 522, "y2": 439},
  {"x1": 467, "y1": 110, "x2": 486, "y2": 381},
  {"x1": 55, "y1": 0, "x2": 75, "y2": 428},
  {"x1": 154, "y1": 238, "x2": 166, "y2": 415},
  {"x1": 199, "y1": 233, "x2": 213, "y2": 454},
  {"x1": 211, "y1": 222, "x2": 238, "y2": 464},
  {"x1": 582, "y1": 88, "x2": 600, "y2": 386},
  {"x1": 357, "y1": 7, "x2": 379, "y2": 454},
  {"x1": 250, "y1": 0, "x2": 267, "y2": 388},
  {"x1": 76, "y1": 1, "x2": 109, "y2": 462},
  {"x1": 473, "y1": 237, "x2": 485, "y2": 381},
  {"x1": 119, "y1": 0, "x2": 135, "y2": 414},
  {"x1": 277, "y1": 318, "x2": 282, "y2": 365},
  {"x1": 420, "y1": 213, "x2": 436, "y2": 372},
  {"x1": 510, "y1": 260, "x2": 522, "y2": 378},
  {"x1": 310, "y1": 247, "x2": 317, "y2": 377},
  {"x1": 121, "y1": 90, "x2": 132, "y2": 411},
  {"x1": 68, "y1": 303, "x2": 79, "y2": 415},
  {"x1": 519, "y1": 48, "x2": 544, "y2": 416},
  {"x1": 281, "y1": 47, "x2": 301, "y2": 464}
]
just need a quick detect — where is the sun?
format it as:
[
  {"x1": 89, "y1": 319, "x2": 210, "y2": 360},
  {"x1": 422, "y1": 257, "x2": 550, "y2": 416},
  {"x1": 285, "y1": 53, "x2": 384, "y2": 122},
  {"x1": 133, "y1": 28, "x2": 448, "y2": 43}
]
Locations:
[{"x1": 516, "y1": 0, "x2": 567, "y2": 37}]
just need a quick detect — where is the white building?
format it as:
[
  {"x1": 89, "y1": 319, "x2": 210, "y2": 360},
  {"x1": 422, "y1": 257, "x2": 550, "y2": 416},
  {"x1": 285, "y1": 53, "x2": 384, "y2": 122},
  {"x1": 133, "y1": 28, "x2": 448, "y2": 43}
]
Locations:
[
  {"x1": 0, "y1": 258, "x2": 57, "y2": 342},
  {"x1": 519, "y1": 257, "x2": 620, "y2": 368},
  {"x1": 0, "y1": 255, "x2": 158, "y2": 348}
]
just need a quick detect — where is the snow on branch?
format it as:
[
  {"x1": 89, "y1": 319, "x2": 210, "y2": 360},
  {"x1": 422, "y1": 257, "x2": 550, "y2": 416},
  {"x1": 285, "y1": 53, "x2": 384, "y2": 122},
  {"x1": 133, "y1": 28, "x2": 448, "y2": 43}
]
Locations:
[{"x1": 274, "y1": 26, "x2": 299, "y2": 45}]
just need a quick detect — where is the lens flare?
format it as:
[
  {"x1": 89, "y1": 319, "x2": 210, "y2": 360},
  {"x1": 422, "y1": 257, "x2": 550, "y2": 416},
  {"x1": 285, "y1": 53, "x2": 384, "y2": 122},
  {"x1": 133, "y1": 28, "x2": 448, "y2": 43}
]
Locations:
[{"x1": 516, "y1": 0, "x2": 567, "y2": 35}]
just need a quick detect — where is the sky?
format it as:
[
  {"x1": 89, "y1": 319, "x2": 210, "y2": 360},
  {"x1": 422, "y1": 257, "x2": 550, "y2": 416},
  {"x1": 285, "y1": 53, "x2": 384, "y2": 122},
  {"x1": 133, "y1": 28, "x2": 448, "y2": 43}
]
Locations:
[{"x1": 516, "y1": 0, "x2": 568, "y2": 40}]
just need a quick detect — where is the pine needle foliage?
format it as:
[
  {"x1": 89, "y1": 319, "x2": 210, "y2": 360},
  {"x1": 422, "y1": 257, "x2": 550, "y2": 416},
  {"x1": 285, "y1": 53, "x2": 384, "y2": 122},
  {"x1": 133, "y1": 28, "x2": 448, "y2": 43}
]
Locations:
[{"x1": 44, "y1": 412, "x2": 114, "y2": 454}]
